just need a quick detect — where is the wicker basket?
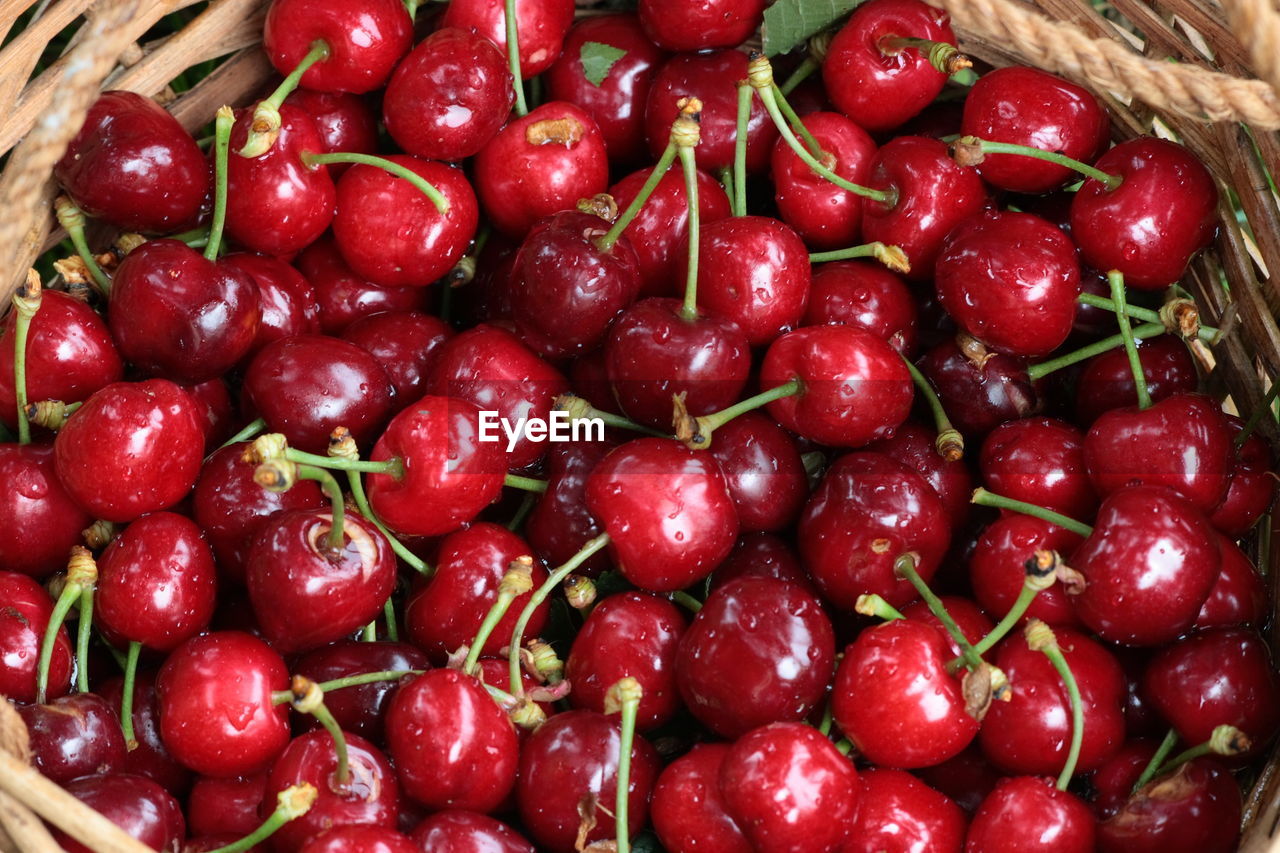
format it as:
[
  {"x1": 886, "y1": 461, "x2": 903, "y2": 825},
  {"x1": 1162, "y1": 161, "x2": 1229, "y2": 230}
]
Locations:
[{"x1": 1, "y1": 0, "x2": 1280, "y2": 850}]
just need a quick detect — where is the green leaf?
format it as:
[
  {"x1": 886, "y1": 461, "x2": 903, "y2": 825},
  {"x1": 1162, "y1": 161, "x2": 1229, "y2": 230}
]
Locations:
[
  {"x1": 762, "y1": 0, "x2": 860, "y2": 56},
  {"x1": 580, "y1": 41, "x2": 627, "y2": 87}
]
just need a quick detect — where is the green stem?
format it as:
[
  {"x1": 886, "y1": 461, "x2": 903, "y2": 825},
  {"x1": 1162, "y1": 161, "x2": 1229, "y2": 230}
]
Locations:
[
  {"x1": 284, "y1": 447, "x2": 403, "y2": 477},
  {"x1": 1131, "y1": 729, "x2": 1180, "y2": 793},
  {"x1": 505, "y1": 0, "x2": 527, "y2": 116},
  {"x1": 507, "y1": 490, "x2": 537, "y2": 532},
  {"x1": 817, "y1": 697, "x2": 834, "y2": 736},
  {"x1": 1108, "y1": 270, "x2": 1151, "y2": 409},
  {"x1": 238, "y1": 40, "x2": 331, "y2": 157},
  {"x1": 855, "y1": 593, "x2": 906, "y2": 621},
  {"x1": 1076, "y1": 293, "x2": 1217, "y2": 342},
  {"x1": 611, "y1": 679, "x2": 642, "y2": 853},
  {"x1": 295, "y1": 464, "x2": 345, "y2": 553},
  {"x1": 346, "y1": 469, "x2": 431, "y2": 574},
  {"x1": 1039, "y1": 638, "x2": 1084, "y2": 790},
  {"x1": 902, "y1": 356, "x2": 963, "y2": 461},
  {"x1": 36, "y1": 581, "x2": 80, "y2": 703},
  {"x1": 301, "y1": 152, "x2": 450, "y2": 215},
  {"x1": 271, "y1": 671, "x2": 422, "y2": 705},
  {"x1": 121, "y1": 640, "x2": 141, "y2": 748},
  {"x1": 463, "y1": 569, "x2": 528, "y2": 675},
  {"x1": 733, "y1": 83, "x2": 750, "y2": 217},
  {"x1": 219, "y1": 417, "x2": 267, "y2": 450},
  {"x1": 808, "y1": 241, "x2": 908, "y2": 269},
  {"x1": 1150, "y1": 726, "x2": 1249, "y2": 777},
  {"x1": 504, "y1": 474, "x2": 548, "y2": 494},
  {"x1": 894, "y1": 553, "x2": 985, "y2": 672},
  {"x1": 76, "y1": 587, "x2": 93, "y2": 693},
  {"x1": 971, "y1": 487, "x2": 1093, "y2": 537},
  {"x1": 957, "y1": 136, "x2": 1121, "y2": 189},
  {"x1": 678, "y1": 143, "x2": 701, "y2": 322},
  {"x1": 595, "y1": 143, "x2": 678, "y2": 251},
  {"x1": 404, "y1": 0, "x2": 421, "y2": 20},
  {"x1": 383, "y1": 597, "x2": 399, "y2": 642},
  {"x1": 361, "y1": 621, "x2": 376, "y2": 641},
  {"x1": 778, "y1": 56, "x2": 818, "y2": 96},
  {"x1": 698, "y1": 378, "x2": 802, "y2": 435},
  {"x1": 306, "y1": 698, "x2": 349, "y2": 786},
  {"x1": 203, "y1": 785, "x2": 316, "y2": 853},
  {"x1": 1027, "y1": 323, "x2": 1166, "y2": 381},
  {"x1": 11, "y1": 282, "x2": 40, "y2": 445},
  {"x1": 54, "y1": 200, "x2": 110, "y2": 295},
  {"x1": 973, "y1": 582, "x2": 1040, "y2": 658},
  {"x1": 878, "y1": 36, "x2": 970, "y2": 75},
  {"x1": 718, "y1": 167, "x2": 735, "y2": 213},
  {"x1": 770, "y1": 84, "x2": 824, "y2": 158},
  {"x1": 204, "y1": 107, "x2": 235, "y2": 260},
  {"x1": 670, "y1": 591, "x2": 702, "y2": 613}
]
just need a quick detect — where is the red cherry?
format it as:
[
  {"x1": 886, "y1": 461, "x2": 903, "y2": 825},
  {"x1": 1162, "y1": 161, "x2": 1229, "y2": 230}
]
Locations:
[
  {"x1": 638, "y1": 0, "x2": 764, "y2": 50},
  {"x1": 844, "y1": 768, "x2": 967, "y2": 853},
  {"x1": 341, "y1": 310, "x2": 453, "y2": 406},
  {"x1": 294, "y1": 640, "x2": 428, "y2": 741},
  {"x1": 1073, "y1": 334, "x2": 1198, "y2": 425},
  {"x1": 264, "y1": 0, "x2": 412, "y2": 93},
  {"x1": 300, "y1": 825, "x2": 418, "y2": 853},
  {"x1": 1209, "y1": 414, "x2": 1277, "y2": 536},
  {"x1": 183, "y1": 377, "x2": 237, "y2": 451},
  {"x1": 221, "y1": 252, "x2": 321, "y2": 359},
  {"x1": 0, "y1": 443, "x2": 93, "y2": 579},
  {"x1": 1194, "y1": 535, "x2": 1267, "y2": 629},
  {"x1": 525, "y1": 440, "x2": 615, "y2": 576},
  {"x1": 803, "y1": 260, "x2": 918, "y2": 356},
  {"x1": 771, "y1": 111, "x2": 877, "y2": 250},
  {"x1": 0, "y1": 570, "x2": 72, "y2": 703},
  {"x1": 18, "y1": 692, "x2": 126, "y2": 785},
  {"x1": 981, "y1": 416, "x2": 1097, "y2": 519},
  {"x1": 676, "y1": 576, "x2": 834, "y2": 738},
  {"x1": 914, "y1": 745, "x2": 1003, "y2": 816},
  {"x1": 1097, "y1": 759, "x2": 1240, "y2": 853},
  {"x1": 651, "y1": 743, "x2": 751, "y2": 853},
  {"x1": 409, "y1": 811, "x2": 536, "y2": 852},
  {"x1": 283, "y1": 89, "x2": 378, "y2": 174},
  {"x1": 99, "y1": 670, "x2": 192, "y2": 793},
  {"x1": 187, "y1": 773, "x2": 268, "y2": 838},
  {"x1": 866, "y1": 420, "x2": 974, "y2": 526},
  {"x1": 53, "y1": 773, "x2": 185, "y2": 853},
  {"x1": 901, "y1": 595, "x2": 994, "y2": 659},
  {"x1": 442, "y1": 0, "x2": 575, "y2": 78},
  {"x1": 710, "y1": 532, "x2": 815, "y2": 594},
  {"x1": 706, "y1": 412, "x2": 808, "y2": 533},
  {"x1": 1090, "y1": 739, "x2": 1159, "y2": 820},
  {"x1": 295, "y1": 237, "x2": 428, "y2": 334},
  {"x1": 965, "y1": 776, "x2": 1096, "y2": 853},
  {"x1": 970, "y1": 515, "x2": 1084, "y2": 628},
  {"x1": 917, "y1": 338, "x2": 1041, "y2": 438}
]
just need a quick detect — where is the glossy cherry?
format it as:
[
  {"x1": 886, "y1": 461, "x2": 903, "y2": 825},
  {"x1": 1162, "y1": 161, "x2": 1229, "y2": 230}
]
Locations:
[
  {"x1": 639, "y1": 0, "x2": 764, "y2": 50},
  {"x1": 221, "y1": 252, "x2": 320, "y2": 359},
  {"x1": 18, "y1": 692, "x2": 126, "y2": 784},
  {"x1": 53, "y1": 773, "x2": 185, "y2": 853},
  {"x1": 845, "y1": 768, "x2": 968, "y2": 853},
  {"x1": 966, "y1": 776, "x2": 1096, "y2": 853},
  {"x1": 866, "y1": 420, "x2": 974, "y2": 526},
  {"x1": 902, "y1": 595, "x2": 994, "y2": 659},
  {"x1": 340, "y1": 310, "x2": 452, "y2": 406},
  {"x1": 1210, "y1": 414, "x2": 1277, "y2": 535},
  {"x1": 803, "y1": 260, "x2": 917, "y2": 355},
  {"x1": 295, "y1": 237, "x2": 428, "y2": 334},
  {"x1": 1074, "y1": 334, "x2": 1198, "y2": 425},
  {"x1": 771, "y1": 111, "x2": 878, "y2": 250},
  {"x1": 1195, "y1": 535, "x2": 1267, "y2": 629},
  {"x1": 409, "y1": 811, "x2": 535, "y2": 852},
  {"x1": 187, "y1": 772, "x2": 268, "y2": 838},
  {"x1": 651, "y1": 743, "x2": 751, "y2": 853},
  {"x1": 1098, "y1": 759, "x2": 1241, "y2": 853},
  {"x1": 100, "y1": 670, "x2": 192, "y2": 793},
  {"x1": 981, "y1": 416, "x2": 1097, "y2": 519},
  {"x1": 0, "y1": 443, "x2": 93, "y2": 579},
  {"x1": 300, "y1": 825, "x2": 418, "y2": 853},
  {"x1": 970, "y1": 514, "x2": 1084, "y2": 628},
  {"x1": 706, "y1": 412, "x2": 808, "y2": 532},
  {"x1": 441, "y1": 0, "x2": 574, "y2": 78},
  {"x1": 263, "y1": 0, "x2": 412, "y2": 93},
  {"x1": 293, "y1": 641, "x2": 428, "y2": 741},
  {"x1": 710, "y1": 532, "x2": 814, "y2": 593},
  {"x1": 917, "y1": 338, "x2": 1040, "y2": 437},
  {"x1": 283, "y1": 89, "x2": 378, "y2": 174}
]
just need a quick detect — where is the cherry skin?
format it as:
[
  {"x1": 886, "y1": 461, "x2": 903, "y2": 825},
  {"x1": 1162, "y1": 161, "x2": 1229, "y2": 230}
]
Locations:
[
  {"x1": 18, "y1": 692, "x2": 127, "y2": 784},
  {"x1": 803, "y1": 260, "x2": 918, "y2": 356},
  {"x1": 844, "y1": 768, "x2": 967, "y2": 853},
  {"x1": 409, "y1": 811, "x2": 536, "y2": 852},
  {"x1": 54, "y1": 379, "x2": 205, "y2": 523},
  {"x1": 772, "y1": 111, "x2": 878, "y2": 250},
  {"x1": 686, "y1": 215, "x2": 811, "y2": 348},
  {"x1": 1195, "y1": 535, "x2": 1267, "y2": 629},
  {"x1": 719, "y1": 721, "x2": 860, "y2": 853},
  {"x1": 917, "y1": 337, "x2": 1041, "y2": 437},
  {"x1": 0, "y1": 289, "x2": 123, "y2": 433},
  {"x1": 0, "y1": 443, "x2": 93, "y2": 579},
  {"x1": 1097, "y1": 759, "x2": 1241, "y2": 853},
  {"x1": 54, "y1": 90, "x2": 208, "y2": 232},
  {"x1": 295, "y1": 237, "x2": 428, "y2": 334},
  {"x1": 706, "y1": 412, "x2": 809, "y2": 533},
  {"x1": 525, "y1": 439, "x2": 615, "y2": 576},
  {"x1": 424, "y1": 323, "x2": 569, "y2": 470},
  {"x1": 383, "y1": 27, "x2": 513, "y2": 162},
  {"x1": 293, "y1": 640, "x2": 428, "y2": 741},
  {"x1": 283, "y1": 89, "x2": 378, "y2": 175},
  {"x1": 300, "y1": 825, "x2": 418, "y2": 853},
  {"x1": 403, "y1": 522, "x2": 549, "y2": 664},
  {"x1": 676, "y1": 575, "x2": 834, "y2": 738},
  {"x1": 473, "y1": 102, "x2": 610, "y2": 237},
  {"x1": 0, "y1": 571, "x2": 72, "y2": 703},
  {"x1": 710, "y1": 532, "x2": 815, "y2": 593},
  {"x1": 1090, "y1": 739, "x2": 1160, "y2": 820},
  {"x1": 866, "y1": 420, "x2": 974, "y2": 526},
  {"x1": 183, "y1": 376, "x2": 236, "y2": 450},
  {"x1": 585, "y1": 437, "x2": 740, "y2": 591},
  {"x1": 965, "y1": 776, "x2": 1096, "y2": 853},
  {"x1": 901, "y1": 595, "x2": 994, "y2": 659},
  {"x1": 981, "y1": 416, "x2": 1097, "y2": 519},
  {"x1": 341, "y1": 310, "x2": 453, "y2": 406},
  {"x1": 651, "y1": 743, "x2": 751, "y2": 853},
  {"x1": 221, "y1": 252, "x2": 320, "y2": 359},
  {"x1": 516, "y1": 709, "x2": 660, "y2": 853},
  {"x1": 442, "y1": 0, "x2": 574, "y2": 78},
  {"x1": 1209, "y1": 414, "x2": 1276, "y2": 536},
  {"x1": 1074, "y1": 334, "x2": 1198, "y2": 425},
  {"x1": 824, "y1": 0, "x2": 960, "y2": 132},
  {"x1": 639, "y1": 0, "x2": 765, "y2": 50},
  {"x1": 1069, "y1": 484, "x2": 1220, "y2": 646},
  {"x1": 366, "y1": 396, "x2": 507, "y2": 537},
  {"x1": 799, "y1": 451, "x2": 951, "y2": 608},
  {"x1": 960, "y1": 66, "x2": 1110, "y2": 193},
  {"x1": 154, "y1": 630, "x2": 290, "y2": 778},
  {"x1": 969, "y1": 514, "x2": 1084, "y2": 628},
  {"x1": 99, "y1": 670, "x2": 192, "y2": 794},
  {"x1": 833, "y1": 619, "x2": 978, "y2": 768},
  {"x1": 333, "y1": 156, "x2": 478, "y2": 288},
  {"x1": 244, "y1": 333, "x2": 396, "y2": 454},
  {"x1": 187, "y1": 772, "x2": 268, "y2": 838},
  {"x1": 53, "y1": 773, "x2": 185, "y2": 853},
  {"x1": 263, "y1": 0, "x2": 412, "y2": 93},
  {"x1": 645, "y1": 50, "x2": 777, "y2": 173},
  {"x1": 761, "y1": 324, "x2": 914, "y2": 447},
  {"x1": 913, "y1": 745, "x2": 1002, "y2": 817}
]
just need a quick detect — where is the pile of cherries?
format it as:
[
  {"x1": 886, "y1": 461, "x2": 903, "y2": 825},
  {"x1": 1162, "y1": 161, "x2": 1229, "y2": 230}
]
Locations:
[{"x1": 2, "y1": 0, "x2": 1277, "y2": 850}]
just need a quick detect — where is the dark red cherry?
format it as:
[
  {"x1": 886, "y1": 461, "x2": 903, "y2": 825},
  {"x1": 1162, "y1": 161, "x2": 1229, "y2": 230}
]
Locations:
[
  {"x1": 1194, "y1": 535, "x2": 1267, "y2": 629},
  {"x1": 914, "y1": 745, "x2": 1003, "y2": 816},
  {"x1": 409, "y1": 811, "x2": 535, "y2": 852},
  {"x1": 341, "y1": 310, "x2": 452, "y2": 406},
  {"x1": 366, "y1": 396, "x2": 507, "y2": 537},
  {"x1": 294, "y1": 641, "x2": 428, "y2": 741},
  {"x1": 244, "y1": 334, "x2": 396, "y2": 454},
  {"x1": 301, "y1": 825, "x2": 418, "y2": 853},
  {"x1": 0, "y1": 443, "x2": 93, "y2": 579},
  {"x1": 404, "y1": 522, "x2": 549, "y2": 664},
  {"x1": 525, "y1": 439, "x2": 615, "y2": 576},
  {"x1": 1069, "y1": 485, "x2": 1220, "y2": 646},
  {"x1": 824, "y1": 0, "x2": 960, "y2": 132},
  {"x1": 18, "y1": 693, "x2": 126, "y2": 784},
  {"x1": 0, "y1": 289, "x2": 123, "y2": 433},
  {"x1": 1209, "y1": 414, "x2": 1276, "y2": 536},
  {"x1": 688, "y1": 215, "x2": 811, "y2": 347},
  {"x1": 182, "y1": 377, "x2": 236, "y2": 451},
  {"x1": 644, "y1": 50, "x2": 777, "y2": 173},
  {"x1": 296, "y1": 237, "x2": 428, "y2": 334},
  {"x1": 799, "y1": 452, "x2": 951, "y2": 609},
  {"x1": 651, "y1": 743, "x2": 751, "y2": 853},
  {"x1": 719, "y1": 721, "x2": 859, "y2": 853},
  {"x1": 866, "y1": 420, "x2": 974, "y2": 527},
  {"x1": 585, "y1": 437, "x2": 739, "y2": 591},
  {"x1": 706, "y1": 412, "x2": 808, "y2": 533},
  {"x1": 54, "y1": 90, "x2": 208, "y2": 232},
  {"x1": 1097, "y1": 759, "x2": 1240, "y2": 853},
  {"x1": 710, "y1": 532, "x2": 814, "y2": 593},
  {"x1": 981, "y1": 416, "x2": 1097, "y2": 519},
  {"x1": 960, "y1": 66, "x2": 1109, "y2": 194},
  {"x1": 53, "y1": 773, "x2": 185, "y2": 853},
  {"x1": 803, "y1": 260, "x2": 917, "y2": 356},
  {"x1": 283, "y1": 89, "x2": 378, "y2": 175},
  {"x1": 516, "y1": 709, "x2": 659, "y2": 853},
  {"x1": 771, "y1": 111, "x2": 877, "y2": 250},
  {"x1": 442, "y1": 0, "x2": 574, "y2": 78},
  {"x1": 1083, "y1": 393, "x2": 1233, "y2": 513},
  {"x1": 187, "y1": 773, "x2": 268, "y2": 838},
  {"x1": 677, "y1": 575, "x2": 834, "y2": 737},
  {"x1": 833, "y1": 619, "x2": 977, "y2": 768},
  {"x1": 966, "y1": 776, "x2": 1096, "y2": 853},
  {"x1": 384, "y1": 27, "x2": 513, "y2": 161},
  {"x1": 970, "y1": 515, "x2": 1083, "y2": 628},
  {"x1": 155, "y1": 631, "x2": 290, "y2": 777},
  {"x1": 901, "y1": 595, "x2": 994, "y2": 659},
  {"x1": 221, "y1": 252, "x2": 321, "y2": 358},
  {"x1": 54, "y1": 379, "x2": 205, "y2": 523},
  {"x1": 1090, "y1": 739, "x2": 1159, "y2": 820},
  {"x1": 1069, "y1": 138, "x2": 1217, "y2": 290},
  {"x1": 473, "y1": 102, "x2": 609, "y2": 237},
  {"x1": 845, "y1": 768, "x2": 967, "y2": 853},
  {"x1": 917, "y1": 338, "x2": 1041, "y2": 438},
  {"x1": 1074, "y1": 334, "x2": 1198, "y2": 425},
  {"x1": 0, "y1": 571, "x2": 71, "y2": 703},
  {"x1": 639, "y1": 0, "x2": 764, "y2": 50},
  {"x1": 100, "y1": 670, "x2": 192, "y2": 793},
  {"x1": 264, "y1": 0, "x2": 412, "y2": 93}
]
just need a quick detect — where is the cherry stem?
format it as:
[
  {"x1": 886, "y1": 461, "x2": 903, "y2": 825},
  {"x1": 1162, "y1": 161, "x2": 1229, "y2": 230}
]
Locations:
[
  {"x1": 11, "y1": 275, "x2": 41, "y2": 446},
  {"x1": 817, "y1": 698, "x2": 834, "y2": 736},
  {"x1": 289, "y1": 676, "x2": 349, "y2": 787},
  {"x1": 902, "y1": 355, "x2": 963, "y2": 461},
  {"x1": 808, "y1": 241, "x2": 910, "y2": 273},
  {"x1": 75, "y1": 586, "x2": 93, "y2": 693},
  {"x1": 220, "y1": 417, "x2": 267, "y2": 450},
  {"x1": 361, "y1": 621, "x2": 376, "y2": 641},
  {"x1": 1131, "y1": 728, "x2": 1180, "y2": 793},
  {"x1": 835, "y1": 739, "x2": 853, "y2": 756},
  {"x1": 1154, "y1": 725, "x2": 1251, "y2": 777},
  {"x1": 291, "y1": 464, "x2": 345, "y2": 554},
  {"x1": 1076, "y1": 293, "x2": 1217, "y2": 342},
  {"x1": 1025, "y1": 620, "x2": 1083, "y2": 790},
  {"x1": 1026, "y1": 322, "x2": 1166, "y2": 381},
  {"x1": 677, "y1": 126, "x2": 702, "y2": 322},
  {"x1": 770, "y1": 83, "x2": 824, "y2": 158},
  {"x1": 697, "y1": 378, "x2": 802, "y2": 437},
  {"x1": 343, "y1": 468, "x2": 431, "y2": 575},
  {"x1": 463, "y1": 557, "x2": 535, "y2": 675},
  {"x1": 718, "y1": 167, "x2": 735, "y2": 213},
  {"x1": 554, "y1": 394, "x2": 669, "y2": 438},
  {"x1": 383, "y1": 598, "x2": 399, "y2": 641},
  {"x1": 202, "y1": 106, "x2": 235, "y2": 260},
  {"x1": 970, "y1": 487, "x2": 1093, "y2": 537},
  {"x1": 949, "y1": 555, "x2": 1058, "y2": 673},
  {"x1": 284, "y1": 447, "x2": 404, "y2": 478},
  {"x1": 120, "y1": 640, "x2": 141, "y2": 750},
  {"x1": 271, "y1": 671, "x2": 422, "y2": 706},
  {"x1": 507, "y1": 490, "x2": 537, "y2": 532},
  {"x1": 670, "y1": 591, "x2": 702, "y2": 613},
  {"x1": 1108, "y1": 270, "x2": 1151, "y2": 409},
  {"x1": 507, "y1": 533, "x2": 611, "y2": 697},
  {"x1": 855, "y1": 593, "x2": 905, "y2": 621},
  {"x1": 53, "y1": 199, "x2": 110, "y2": 295},
  {"x1": 607, "y1": 678, "x2": 643, "y2": 853},
  {"x1": 404, "y1": 0, "x2": 421, "y2": 20},
  {"x1": 595, "y1": 143, "x2": 678, "y2": 252},
  {"x1": 25, "y1": 399, "x2": 81, "y2": 431},
  {"x1": 505, "y1": 0, "x2": 527, "y2": 116},
  {"x1": 952, "y1": 136, "x2": 1121, "y2": 189},
  {"x1": 301, "y1": 152, "x2": 450, "y2": 215},
  {"x1": 778, "y1": 56, "x2": 819, "y2": 96},
  {"x1": 203, "y1": 784, "x2": 317, "y2": 853},
  {"x1": 239, "y1": 40, "x2": 331, "y2": 158},
  {"x1": 169, "y1": 225, "x2": 210, "y2": 249},
  {"x1": 35, "y1": 579, "x2": 80, "y2": 704},
  {"x1": 878, "y1": 36, "x2": 972, "y2": 75},
  {"x1": 1235, "y1": 381, "x2": 1280, "y2": 448},
  {"x1": 894, "y1": 553, "x2": 985, "y2": 672},
  {"x1": 504, "y1": 474, "x2": 547, "y2": 494},
  {"x1": 733, "y1": 82, "x2": 750, "y2": 217}
]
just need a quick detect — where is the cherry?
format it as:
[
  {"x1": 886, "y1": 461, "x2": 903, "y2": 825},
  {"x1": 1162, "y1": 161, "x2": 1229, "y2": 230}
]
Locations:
[
  {"x1": 18, "y1": 692, "x2": 126, "y2": 784},
  {"x1": 294, "y1": 640, "x2": 428, "y2": 741},
  {"x1": 720, "y1": 721, "x2": 859, "y2": 853},
  {"x1": 845, "y1": 768, "x2": 968, "y2": 853},
  {"x1": 183, "y1": 377, "x2": 237, "y2": 451},
  {"x1": 1209, "y1": 414, "x2": 1276, "y2": 535},
  {"x1": 917, "y1": 337, "x2": 1041, "y2": 437},
  {"x1": 710, "y1": 532, "x2": 815, "y2": 593},
  {"x1": 187, "y1": 772, "x2": 269, "y2": 838},
  {"x1": 638, "y1": 0, "x2": 764, "y2": 49},
  {"x1": 404, "y1": 522, "x2": 549, "y2": 664},
  {"x1": 341, "y1": 310, "x2": 452, "y2": 406},
  {"x1": 585, "y1": 437, "x2": 739, "y2": 591},
  {"x1": 970, "y1": 515, "x2": 1084, "y2": 628},
  {"x1": 914, "y1": 744, "x2": 1003, "y2": 816},
  {"x1": 525, "y1": 439, "x2": 615, "y2": 576},
  {"x1": 1195, "y1": 535, "x2": 1267, "y2": 629},
  {"x1": 803, "y1": 260, "x2": 917, "y2": 355},
  {"x1": 706, "y1": 412, "x2": 808, "y2": 532},
  {"x1": 264, "y1": 0, "x2": 412, "y2": 93},
  {"x1": 799, "y1": 451, "x2": 951, "y2": 608},
  {"x1": 384, "y1": 27, "x2": 513, "y2": 162},
  {"x1": 1090, "y1": 739, "x2": 1160, "y2": 820},
  {"x1": 961, "y1": 66, "x2": 1110, "y2": 194},
  {"x1": 0, "y1": 443, "x2": 93, "y2": 579},
  {"x1": 676, "y1": 575, "x2": 833, "y2": 737},
  {"x1": 100, "y1": 670, "x2": 192, "y2": 793},
  {"x1": 301, "y1": 825, "x2": 418, "y2": 853},
  {"x1": 981, "y1": 416, "x2": 1097, "y2": 519},
  {"x1": 1097, "y1": 759, "x2": 1241, "y2": 853},
  {"x1": 473, "y1": 102, "x2": 610, "y2": 237},
  {"x1": 53, "y1": 773, "x2": 185, "y2": 853},
  {"x1": 965, "y1": 776, "x2": 1096, "y2": 853},
  {"x1": 832, "y1": 618, "x2": 978, "y2": 768},
  {"x1": 771, "y1": 112, "x2": 878, "y2": 250},
  {"x1": 442, "y1": 0, "x2": 574, "y2": 78},
  {"x1": 867, "y1": 420, "x2": 974, "y2": 527},
  {"x1": 221, "y1": 252, "x2": 321, "y2": 358},
  {"x1": 295, "y1": 237, "x2": 428, "y2": 334},
  {"x1": 283, "y1": 89, "x2": 378, "y2": 174},
  {"x1": 1069, "y1": 484, "x2": 1219, "y2": 646},
  {"x1": 409, "y1": 811, "x2": 536, "y2": 852},
  {"x1": 1073, "y1": 334, "x2": 1198, "y2": 425},
  {"x1": 54, "y1": 90, "x2": 208, "y2": 232},
  {"x1": 651, "y1": 743, "x2": 751, "y2": 853},
  {"x1": 0, "y1": 289, "x2": 122, "y2": 433},
  {"x1": 901, "y1": 595, "x2": 994, "y2": 659},
  {"x1": 155, "y1": 630, "x2": 290, "y2": 777},
  {"x1": 1142, "y1": 627, "x2": 1280, "y2": 760},
  {"x1": 54, "y1": 379, "x2": 205, "y2": 523},
  {"x1": 244, "y1": 334, "x2": 396, "y2": 454}
]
